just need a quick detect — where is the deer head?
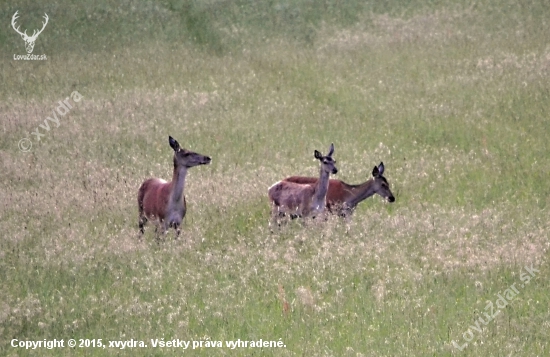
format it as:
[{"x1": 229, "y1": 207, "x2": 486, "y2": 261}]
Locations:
[
  {"x1": 372, "y1": 162, "x2": 395, "y2": 202},
  {"x1": 169, "y1": 136, "x2": 212, "y2": 168},
  {"x1": 12, "y1": 11, "x2": 49, "y2": 54},
  {"x1": 314, "y1": 143, "x2": 338, "y2": 175}
]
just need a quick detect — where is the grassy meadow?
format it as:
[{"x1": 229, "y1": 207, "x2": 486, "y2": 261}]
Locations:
[{"x1": 1, "y1": 0, "x2": 550, "y2": 355}]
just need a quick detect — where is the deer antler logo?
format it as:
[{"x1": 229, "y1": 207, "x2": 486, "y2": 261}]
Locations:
[{"x1": 11, "y1": 11, "x2": 49, "y2": 54}]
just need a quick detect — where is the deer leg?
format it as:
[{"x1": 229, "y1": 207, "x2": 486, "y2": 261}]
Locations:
[
  {"x1": 153, "y1": 220, "x2": 167, "y2": 242},
  {"x1": 270, "y1": 204, "x2": 282, "y2": 232},
  {"x1": 166, "y1": 217, "x2": 182, "y2": 240},
  {"x1": 172, "y1": 222, "x2": 181, "y2": 239},
  {"x1": 138, "y1": 215, "x2": 147, "y2": 236}
]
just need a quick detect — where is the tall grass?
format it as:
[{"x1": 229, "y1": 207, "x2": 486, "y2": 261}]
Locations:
[{"x1": 1, "y1": 0, "x2": 549, "y2": 355}]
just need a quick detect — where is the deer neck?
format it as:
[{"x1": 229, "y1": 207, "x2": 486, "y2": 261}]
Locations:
[
  {"x1": 346, "y1": 179, "x2": 377, "y2": 208},
  {"x1": 312, "y1": 167, "x2": 331, "y2": 210},
  {"x1": 169, "y1": 166, "x2": 188, "y2": 206}
]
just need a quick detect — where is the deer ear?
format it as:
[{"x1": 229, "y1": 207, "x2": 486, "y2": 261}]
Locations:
[
  {"x1": 314, "y1": 150, "x2": 322, "y2": 160},
  {"x1": 378, "y1": 162, "x2": 385, "y2": 176},
  {"x1": 169, "y1": 136, "x2": 180, "y2": 151},
  {"x1": 372, "y1": 165, "x2": 379, "y2": 177},
  {"x1": 327, "y1": 143, "x2": 334, "y2": 157}
]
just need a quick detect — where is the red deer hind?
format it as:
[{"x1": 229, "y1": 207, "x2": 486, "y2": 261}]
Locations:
[
  {"x1": 138, "y1": 136, "x2": 211, "y2": 239},
  {"x1": 283, "y1": 162, "x2": 395, "y2": 217},
  {"x1": 268, "y1": 143, "x2": 338, "y2": 226}
]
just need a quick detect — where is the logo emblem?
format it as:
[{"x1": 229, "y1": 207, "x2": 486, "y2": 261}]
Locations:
[{"x1": 11, "y1": 11, "x2": 49, "y2": 54}]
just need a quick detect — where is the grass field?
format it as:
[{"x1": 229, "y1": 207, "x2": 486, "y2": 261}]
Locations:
[{"x1": 1, "y1": 0, "x2": 550, "y2": 355}]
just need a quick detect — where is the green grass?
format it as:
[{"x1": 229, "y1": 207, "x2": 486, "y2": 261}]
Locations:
[{"x1": 1, "y1": 0, "x2": 550, "y2": 355}]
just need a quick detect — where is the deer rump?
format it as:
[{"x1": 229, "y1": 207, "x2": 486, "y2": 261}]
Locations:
[
  {"x1": 282, "y1": 177, "x2": 349, "y2": 213},
  {"x1": 268, "y1": 181, "x2": 319, "y2": 218}
]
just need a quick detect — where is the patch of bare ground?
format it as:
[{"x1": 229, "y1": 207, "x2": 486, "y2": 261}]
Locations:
[
  {"x1": 473, "y1": 49, "x2": 550, "y2": 79},
  {"x1": 2, "y1": 87, "x2": 219, "y2": 139},
  {"x1": 249, "y1": 198, "x2": 548, "y2": 298},
  {"x1": 318, "y1": 6, "x2": 476, "y2": 52},
  {"x1": 388, "y1": 204, "x2": 548, "y2": 272}
]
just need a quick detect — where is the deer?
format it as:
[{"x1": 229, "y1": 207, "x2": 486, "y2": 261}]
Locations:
[
  {"x1": 11, "y1": 11, "x2": 49, "y2": 54},
  {"x1": 268, "y1": 143, "x2": 338, "y2": 227},
  {"x1": 283, "y1": 162, "x2": 395, "y2": 217},
  {"x1": 138, "y1": 136, "x2": 211, "y2": 239}
]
